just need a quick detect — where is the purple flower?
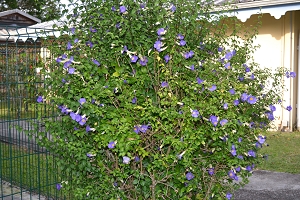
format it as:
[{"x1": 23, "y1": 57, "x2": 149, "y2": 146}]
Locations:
[
  {"x1": 188, "y1": 51, "x2": 194, "y2": 58},
  {"x1": 157, "y1": 28, "x2": 166, "y2": 36},
  {"x1": 164, "y1": 55, "x2": 170, "y2": 63},
  {"x1": 245, "y1": 67, "x2": 251, "y2": 72},
  {"x1": 187, "y1": 65, "x2": 195, "y2": 71},
  {"x1": 223, "y1": 103, "x2": 228, "y2": 110},
  {"x1": 208, "y1": 168, "x2": 214, "y2": 176},
  {"x1": 135, "y1": 156, "x2": 140, "y2": 162},
  {"x1": 186, "y1": 172, "x2": 194, "y2": 181},
  {"x1": 237, "y1": 155, "x2": 244, "y2": 160},
  {"x1": 209, "y1": 115, "x2": 218, "y2": 127},
  {"x1": 133, "y1": 125, "x2": 140, "y2": 134},
  {"x1": 161, "y1": 81, "x2": 168, "y2": 88},
  {"x1": 121, "y1": 46, "x2": 128, "y2": 54},
  {"x1": 86, "y1": 125, "x2": 92, "y2": 133},
  {"x1": 139, "y1": 56, "x2": 148, "y2": 66},
  {"x1": 226, "y1": 192, "x2": 232, "y2": 200},
  {"x1": 179, "y1": 40, "x2": 186, "y2": 46},
  {"x1": 56, "y1": 183, "x2": 62, "y2": 190},
  {"x1": 196, "y1": 77, "x2": 204, "y2": 84},
  {"x1": 89, "y1": 27, "x2": 97, "y2": 33},
  {"x1": 70, "y1": 27, "x2": 75, "y2": 34},
  {"x1": 140, "y1": 124, "x2": 149, "y2": 133},
  {"x1": 92, "y1": 59, "x2": 100, "y2": 66},
  {"x1": 183, "y1": 51, "x2": 194, "y2": 59},
  {"x1": 256, "y1": 142, "x2": 262, "y2": 148},
  {"x1": 220, "y1": 119, "x2": 228, "y2": 126},
  {"x1": 248, "y1": 150, "x2": 256, "y2": 157},
  {"x1": 79, "y1": 116, "x2": 87, "y2": 126},
  {"x1": 74, "y1": 38, "x2": 79, "y2": 43},
  {"x1": 266, "y1": 111, "x2": 274, "y2": 120},
  {"x1": 230, "y1": 145, "x2": 237, "y2": 156},
  {"x1": 224, "y1": 62, "x2": 231, "y2": 69},
  {"x1": 246, "y1": 165, "x2": 252, "y2": 172},
  {"x1": 86, "y1": 41, "x2": 93, "y2": 48},
  {"x1": 270, "y1": 105, "x2": 276, "y2": 112},
  {"x1": 120, "y1": 6, "x2": 126, "y2": 13},
  {"x1": 247, "y1": 96, "x2": 257, "y2": 104},
  {"x1": 123, "y1": 156, "x2": 130, "y2": 164},
  {"x1": 238, "y1": 137, "x2": 242, "y2": 143},
  {"x1": 63, "y1": 60, "x2": 72, "y2": 68},
  {"x1": 218, "y1": 47, "x2": 223, "y2": 52},
  {"x1": 250, "y1": 73, "x2": 255, "y2": 80},
  {"x1": 67, "y1": 41, "x2": 72, "y2": 50},
  {"x1": 286, "y1": 106, "x2": 292, "y2": 111},
  {"x1": 228, "y1": 170, "x2": 238, "y2": 181},
  {"x1": 208, "y1": 85, "x2": 217, "y2": 92},
  {"x1": 229, "y1": 88, "x2": 235, "y2": 95},
  {"x1": 258, "y1": 135, "x2": 266, "y2": 144},
  {"x1": 177, "y1": 34, "x2": 184, "y2": 40},
  {"x1": 199, "y1": 42, "x2": 205, "y2": 50},
  {"x1": 132, "y1": 97, "x2": 137, "y2": 104},
  {"x1": 70, "y1": 112, "x2": 76, "y2": 121},
  {"x1": 56, "y1": 57, "x2": 62, "y2": 63},
  {"x1": 140, "y1": 3, "x2": 146, "y2": 9},
  {"x1": 86, "y1": 153, "x2": 95, "y2": 158},
  {"x1": 235, "y1": 166, "x2": 241, "y2": 172},
  {"x1": 111, "y1": 6, "x2": 116, "y2": 11},
  {"x1": 68, "y1": 68, "x2": 75, "y2": 74},
  {"x1": 241, "y1": 93, "x2": 248, "y2": 102},
  {"x1": 170, "y1": 4, "x2": 176, "y2": 12},
  {"x1": 154, "y1": 40, "x2": 163, "y2": 52},
  {"x1": 79, "y1": 98, "x2": 86, "y2": 105},
  {"x1": 131, "y1": 55, "x2": 138, "y2": 63},
  {"x1": 191, "y1": 109, "x2": 199, "y2": 118},
  {"x1": 225, "y1": 51, "x2": 234, "y2": 60},
  {"x1": 238, "y1": 76, "x2": 244, "y2": 81},
  {"x1": 37, "y1": 96, "x2": 43, "y2": 103},
  {"x1": 290, "y1": 72, "x2": 296, "y2": 78},
  {"x1": 108, "y1": 141, "x2": 116, "y2": 149}
]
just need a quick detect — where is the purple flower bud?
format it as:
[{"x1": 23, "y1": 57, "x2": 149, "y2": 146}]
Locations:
[
  {"x1": 37, "y1": 96, "x2": 43, "y2": 103},
  {"x1": 56, "y1": 183, "x2": 62, "y2": 190}
]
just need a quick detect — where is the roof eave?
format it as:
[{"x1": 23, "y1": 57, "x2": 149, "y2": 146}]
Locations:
[{"x1": 0, "y1": 9, "x2": 41, "y2": 23}]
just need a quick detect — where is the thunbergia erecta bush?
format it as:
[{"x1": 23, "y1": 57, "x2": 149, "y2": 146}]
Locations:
[{"x1": 34, "y1": 0, "x2": 294, "y2": 199}]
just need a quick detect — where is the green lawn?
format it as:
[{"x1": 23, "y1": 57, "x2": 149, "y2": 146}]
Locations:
[
  {"x1": 0, "y1": 142, "x2": 65, "y2": 199},
  {"x1": 257, "y1": 131, "x2": 300, "y2": 174},
  {"x1": 0, "y1": 101, "x2": 37, "y2": 120}
]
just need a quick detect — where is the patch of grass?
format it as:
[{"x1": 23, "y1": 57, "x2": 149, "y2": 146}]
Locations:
[
  {"x1": 0, "y1": 101, "x2": 37, "y2": 120},
  {"x1": 0, "y1": 142, "x2": 65, "y2": 199},
  {"x1": 257, "y1": 131, "x2": 300, "y2": 174}
]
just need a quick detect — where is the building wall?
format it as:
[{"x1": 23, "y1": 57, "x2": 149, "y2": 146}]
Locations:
[{"x1": 236, "y1": 11, "x2": 299, "y2": 131}]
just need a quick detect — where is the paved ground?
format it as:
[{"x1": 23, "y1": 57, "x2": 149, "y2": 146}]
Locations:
[
  {"x1": 1, "y1": 170, "x2": 300, "y2": 199},
  {"x1": 234, "y1": 170, "x2": 300, "y2": 200},
  {"x1": 0, "y1": 179, "x2": 46, "y2": 200}
]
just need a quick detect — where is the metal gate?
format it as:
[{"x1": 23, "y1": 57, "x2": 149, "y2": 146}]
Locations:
[{"x1": 0, "y1": 26, "x2": 64, "y2": 200}]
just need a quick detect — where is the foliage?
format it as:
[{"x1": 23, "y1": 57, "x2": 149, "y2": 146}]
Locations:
[
  {"x1": 33, "y1": 0, "x2": 293, "y2": 199},
  {"x1": 0, "y1": 0, "x2": 62, "y2": 21}
]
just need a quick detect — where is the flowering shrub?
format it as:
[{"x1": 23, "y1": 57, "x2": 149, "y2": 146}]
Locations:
[{"x1": 35, "y1": 0, "x2": 294, "y2": 199}]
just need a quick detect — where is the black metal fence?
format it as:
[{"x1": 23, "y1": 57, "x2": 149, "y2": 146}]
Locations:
[{"x1": 0, "y1": 26, "x2": 64, "y2": 199}]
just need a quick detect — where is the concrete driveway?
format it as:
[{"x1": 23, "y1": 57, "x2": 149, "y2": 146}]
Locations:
[{"x1": 234, "y1": 170, "x2": 300, "y2": 200}]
